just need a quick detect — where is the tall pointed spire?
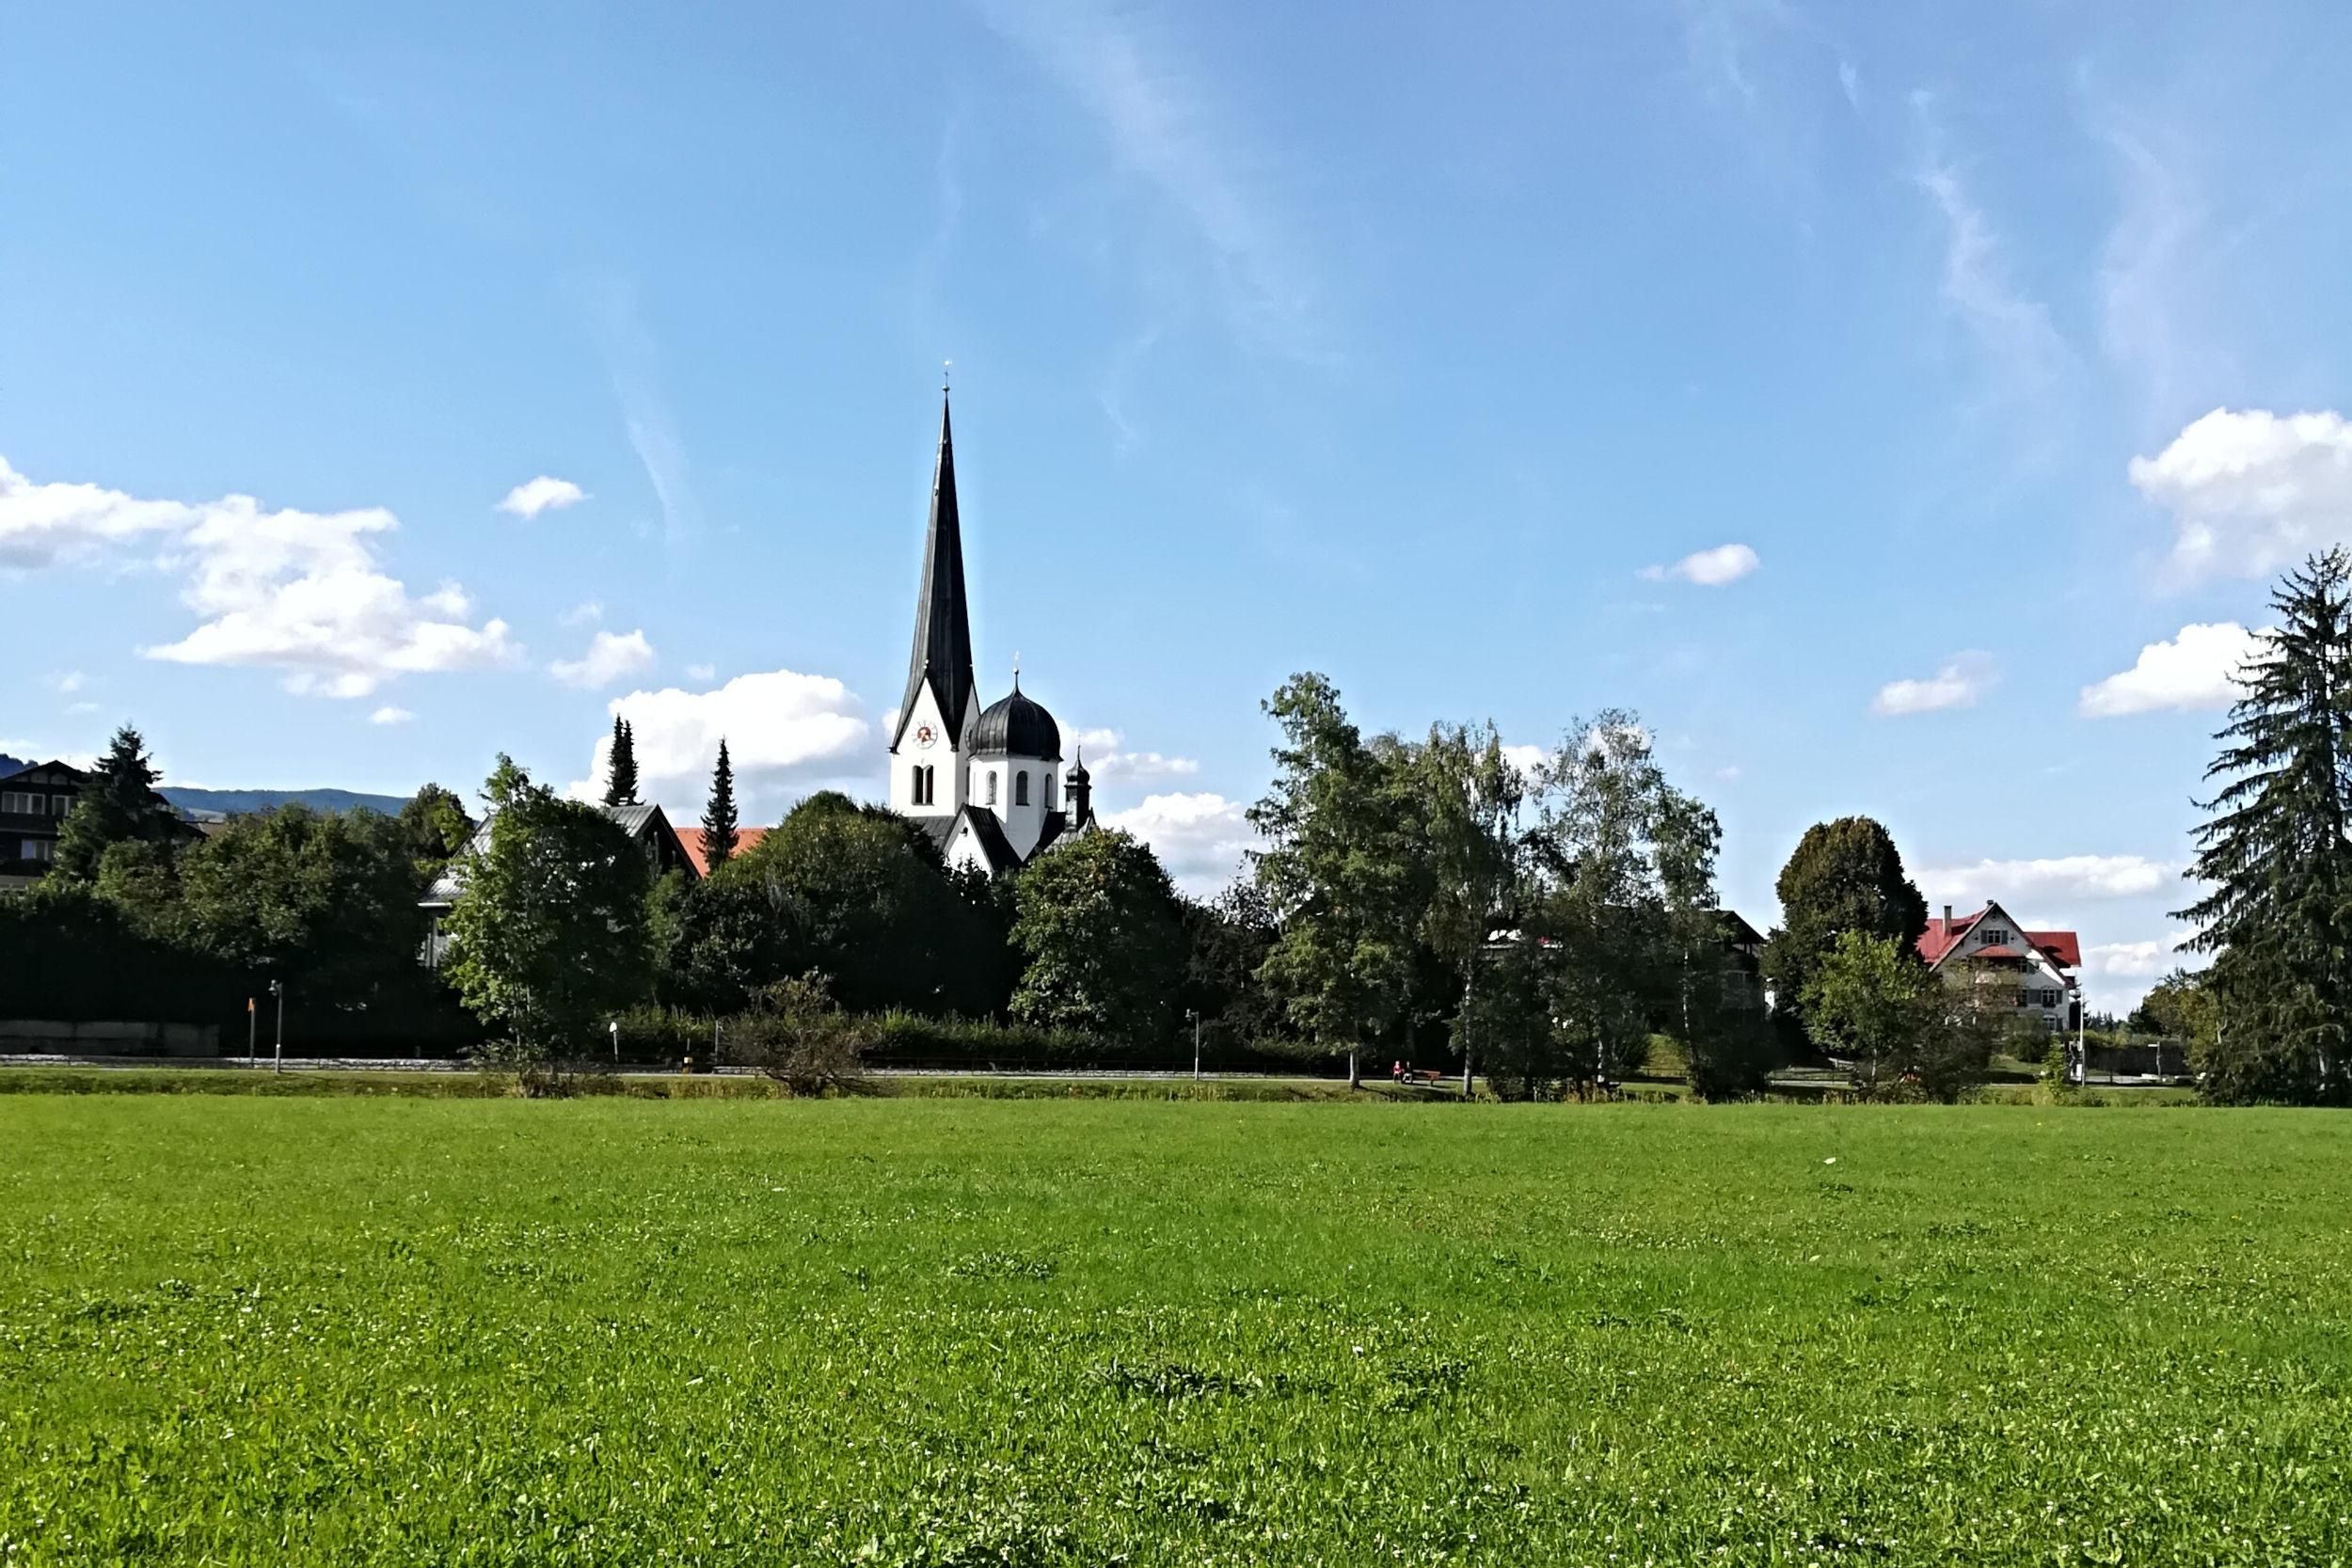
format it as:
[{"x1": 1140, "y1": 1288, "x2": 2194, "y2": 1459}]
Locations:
[{"x1": 895, "y1": 388, "x2": 977, "y2": 751}]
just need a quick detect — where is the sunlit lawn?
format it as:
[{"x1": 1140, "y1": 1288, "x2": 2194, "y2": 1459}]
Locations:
[{"x1": 2, "y1": 1097, "x2": 2345, "y2": 1564}]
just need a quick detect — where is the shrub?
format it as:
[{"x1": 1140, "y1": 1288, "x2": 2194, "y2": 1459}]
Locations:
[{"x1": 719, "y1": 974, "x2": 869, "y2": 1097}]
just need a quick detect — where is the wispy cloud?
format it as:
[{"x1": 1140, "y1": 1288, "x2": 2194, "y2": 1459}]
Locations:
[
  {"x1": 370, "y1": 705, "x2": 415, "y2": 726},
  {"x1": 975, "y1": 0, "x2": 1322, "y2": 361},
  {"x1": 550, "y1": 628, "x2": 656, "y2": 690},
  {"x1": 579, "y1": 275, "x2": 699, "y2": 553},
  {"x1": 1911, "y1": 96, "x2": 2078, "y2": 430}
]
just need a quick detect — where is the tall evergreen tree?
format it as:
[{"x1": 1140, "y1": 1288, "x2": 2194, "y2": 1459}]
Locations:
[
  {"x1": 604, "y1": 717, "x2": 641, "y2": 808},
  {"x1": 2180, "y1": 548, "x2": 2352, "y2": 1104},
  {"x1": 54, "y1": 723, "x2": 183, "y2": 881},
  {"x1": 701, "y1": 738, "x2": 739, "y2": 868}
]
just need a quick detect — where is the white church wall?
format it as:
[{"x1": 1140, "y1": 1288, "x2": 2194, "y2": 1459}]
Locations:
[{"x1": 888, "y1": 683, "x2": 961, "y2": 816}]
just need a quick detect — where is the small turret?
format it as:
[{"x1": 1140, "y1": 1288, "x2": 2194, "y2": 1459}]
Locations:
[{"x1": 1066, "y1": 745, "x2": 1094, "y2": 828}]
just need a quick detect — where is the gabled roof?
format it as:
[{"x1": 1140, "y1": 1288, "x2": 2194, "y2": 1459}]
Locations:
[
  {"x1": 893, "y1": 393, "x2": 977, "y2": 752},
  {"x1": 674, "y1": 825, "x2": 769, "y2": 878},
  {"x1": 423, "y1": 800, "x2": 694, "y2": 907},
  {"x1": 954, "y1": 804, "x2": 1019, "y2": 873},
  {"x1": 0, "y1": 758, "x2": 89, "y2": 786},
  {"x1": 1919, "y1": 901, "x2": 2080, "y2": 972}
]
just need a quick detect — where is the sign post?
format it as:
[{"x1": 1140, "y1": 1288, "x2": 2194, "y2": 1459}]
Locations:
[{"x1": 246, "y1": 998, "x2": 256, "y2": 1068}]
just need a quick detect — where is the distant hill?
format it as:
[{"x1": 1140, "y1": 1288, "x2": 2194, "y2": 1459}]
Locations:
[
  {"x1": 0, "y1": 756, "x2": 406, "y2": 817},
  {"x1": 159, "y1": 786, "x2": 412, "y2": 817}
]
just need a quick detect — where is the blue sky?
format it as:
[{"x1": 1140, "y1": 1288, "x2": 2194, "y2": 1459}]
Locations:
[{"x1": 8, "y1": 1, "x2": 2352, "y2": 1008}]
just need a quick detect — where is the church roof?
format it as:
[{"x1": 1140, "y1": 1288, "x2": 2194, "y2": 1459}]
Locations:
[
  {"x1": 970, "y1": 680, "x2": 1062, "y2": 760},
  {"x1": 893, "y1": 394, "x2": 977, "y2": 752}
]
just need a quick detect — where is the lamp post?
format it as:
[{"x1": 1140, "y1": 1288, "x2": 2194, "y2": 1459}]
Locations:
[
  {"x1": 269, "y1": 979, "x2": 285, "y2": 1074},
  {"x1": 1186, "y1": 1008, "x2": 1200, "y2": 1081}
]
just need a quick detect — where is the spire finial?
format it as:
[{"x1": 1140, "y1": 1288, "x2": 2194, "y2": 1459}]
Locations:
[
  {"x1": 1011, "y1": 651, "x2": 1021, "y2": 689},
  {"x1": 943, "y1": 358, "x2": 952, "y2": 396}
]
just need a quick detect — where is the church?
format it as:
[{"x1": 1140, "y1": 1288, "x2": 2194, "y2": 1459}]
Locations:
[{"x1": 888, "y1": 391, "x2": 1096, "y2": 876}]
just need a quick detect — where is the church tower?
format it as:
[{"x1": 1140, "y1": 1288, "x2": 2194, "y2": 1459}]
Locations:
[{"x1": 887, "y1": 391, "x2": 977, "y2": 820}]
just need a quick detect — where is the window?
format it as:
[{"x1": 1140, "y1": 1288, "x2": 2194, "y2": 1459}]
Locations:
[
  {"x1": 21, "y1": 838, "x2": 51, "y2": 862},
  {"x1": 986, "y1": 770, "x2": 998, "y2": 806},
  {"x1": 1979, "y1": 928, "x2": 2010, "y2": 946},
  {"x1": 1044, "y1": 774, "x2": 1057, "y2": 812},
  {"x1": 1014, "y1": 770, "x2": 1030, "y2": 807},
  {"x1": 54, "y1": 794, "x2": 71, "y2": 815},
  {"x1": 913, "y1": 765, "x2": 941, "y2": 805}
]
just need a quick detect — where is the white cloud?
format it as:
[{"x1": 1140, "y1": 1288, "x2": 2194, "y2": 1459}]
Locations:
[
  {"x1": 1638, "y1": 542, "x2": 1759, "y2": 586},
  {"x1": 685, "y1": 662, "x2": 716, "y2": 683},
  {"x1": 1921, "y1": 854, "x2": 2173, "y2": 905},
  {"x1": 1501, "y1": 743, "x2": 1547, "y2": 780},
  {"x1": 5, "y1": 454, "x2": 519, "y2": 698},
  {"x1": 495, "y1": 476, "x2": 588, "y2": 519},
  {"x1": 49, "y1": 671, "x2": 87, "y2": 694},
  {"x1": 2081, "y1": 935, "x2": 2197, "y2": 981},
  {"x1": 1872, "y1": 652, "x2": 1995, "y2": 717},
  {"x1": 0, "y1": 455, "x2": 190, "y2": 569},
  {"x1": 370, "y1": 705, "x2": 415, "y2": 726},
  {"x1": 1100, "y1": 790, "x2": 1259, "y2": 896},
  {"x1": 2080, "y1": 622, "x2": 2266, "y2": 717},
  {"x1": 550, "y1": 628, "x2": 656, "y2": 689},
  {"x1": 1070, "y1": 725, "x2": 1200, "y2": 783},
  {"x1": 2131, "y1": 408, "x2": 2352, "y2": 582},
  {"x1": 560, "y1": 599, "x2": 605, "y2": 626},
  {"x1": 572, "y1": 669, "x2": 870, "y2": 815}
]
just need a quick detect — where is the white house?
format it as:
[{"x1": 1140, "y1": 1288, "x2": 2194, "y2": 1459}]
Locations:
[{"x1": 1917, "y1": 901, "x2": 2081, "y2": 1034}]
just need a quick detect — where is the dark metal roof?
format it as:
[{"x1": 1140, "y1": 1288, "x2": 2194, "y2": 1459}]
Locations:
[
  {"x1": 957, "y1": 805, "x2": 1019, "y2": 870},
  {"x1": 969, "y1": 680, "x2": 1062, "y2": 760},
  {"x1": 892, "y1": 394, "x2": 977, "y2": 752}
]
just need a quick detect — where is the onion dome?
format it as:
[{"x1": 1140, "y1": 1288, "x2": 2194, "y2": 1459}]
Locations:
[
  {"x1": 969, "y1": 675, "x2": 1062, "y2": 760},
  {"x1": 1064, "y1": 745, "x2": 1090, "y2": 787}
]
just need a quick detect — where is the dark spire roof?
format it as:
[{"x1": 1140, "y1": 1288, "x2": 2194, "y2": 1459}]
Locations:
[
  {"x1": 1065, "y1": 743, "x2": 1089, "y2": 784},
  {"x1": 894, "y1": 392, "x2": 977, "y2": 752},
  {"x1": 970, "y1": 678, "x2": 1062, "y2": 760}
]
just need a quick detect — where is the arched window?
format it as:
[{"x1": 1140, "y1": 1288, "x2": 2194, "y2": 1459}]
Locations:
[
  {"x1": 985, "y1": 769, "x2": 998, "y2": 806},
  {"x1": 1014, "y1": 770, "x2": 1030, "y2": 807},
  {"x1": 1044, "y1": 773, "x2": 1057, "y2": 812},
  {"x1": 912, "y1": 765, "x2": 936, "y2": 806}
]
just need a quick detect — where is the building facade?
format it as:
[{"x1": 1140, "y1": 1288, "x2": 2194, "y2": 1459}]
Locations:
[
  {"x1": 0, "y1": 759, "x2": 87, "y2": 886},
  {"x1": 886, "y1": 393, "x2": 1094, "y2": 876},
  {"x1": 1918, "y1": 900, "x2": 2081, "y2": 1034}
]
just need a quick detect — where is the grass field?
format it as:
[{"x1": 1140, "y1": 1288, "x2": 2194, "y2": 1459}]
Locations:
[{"x1": 3, "y1": 1099, "x2": 2346, "y2": 1564}]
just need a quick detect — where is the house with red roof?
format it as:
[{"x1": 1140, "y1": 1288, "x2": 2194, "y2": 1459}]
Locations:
[
  {"x1": 674, "y1": 826, "x2": 768, "y2": 879},
  {"x1": 1917, "y1": 901, "x2": 2081, "y2": 1035}
]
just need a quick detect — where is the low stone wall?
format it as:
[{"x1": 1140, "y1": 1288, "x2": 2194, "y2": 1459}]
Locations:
[{"x1": 0, "y1": 1021, "x2": 220, "y2": 1057}]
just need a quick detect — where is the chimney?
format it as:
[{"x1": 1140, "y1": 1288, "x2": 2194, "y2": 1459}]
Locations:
[{"x1": 1943, "y1": 904, "x2": 1953, "y2": 926}]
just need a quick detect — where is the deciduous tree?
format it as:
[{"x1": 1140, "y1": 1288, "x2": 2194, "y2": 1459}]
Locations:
[
  {"x1": 1763, "y1": 816, "x2": 1928, "y2": 1039},
  {"x1": 1009, "y1": 829, "x2": 1187, "y2": 1042}
]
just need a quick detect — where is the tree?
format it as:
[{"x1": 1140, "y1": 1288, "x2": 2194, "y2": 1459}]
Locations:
[
  {"x1": 443, "y1": 762, "x2": 653, "y2": 1062},
  {"x1": 54, "y1": 724, "x2": 183, "y2": 881},
  {"x1": 1181, "y1": 881, "x2": 1285, "y2": 1059},
  {"x1": 1482, "y1": 714, "x2": 1728, "y2": 1099},
  {"x1": 2179, "y1": 549, "x2": 2352, "y2": 1104},
  {"x1": 1415, "y1": 721, "x2": 1527, "y2": 1090},
  {"x1": 1762, "y1": 816, "x2": 1928, "y2": 1041},
  {"x1": 398, "y1": 784, "x2": 474, "y2": 870},
  {"x1": 1800, "y1": 931, "x2": 1990, "y2": 1101},
  {"x1": 1248, "y1": 673, "x2": 1426, "y2": 1087},
  {"x1": 700, "y1": 739, "x2": 739, "y2": 868},
  {"x1": 650, "y1": 868, "x2": 791, "y2": 1015},
  {"x1": 1009, "y1": 829, "x2": 1188, "y2": 1041},
  {"x1": 2129, "y1": 968, "x2": 2217, "y2": 1054},
  {"x1": 175, "y1": 805, "x2": 426, "y2": 1005},
  {"x1": 717, "y1": 791, "x2": 995, "y2": 1016},
  {"x1": 604, "y1": 717, "x2": 641, "y2": 808}
]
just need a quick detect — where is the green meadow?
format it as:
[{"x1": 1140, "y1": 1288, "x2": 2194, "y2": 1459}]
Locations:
[{"x1": 2, "y1": 1097, "x2": 2346, "y2": 1565}]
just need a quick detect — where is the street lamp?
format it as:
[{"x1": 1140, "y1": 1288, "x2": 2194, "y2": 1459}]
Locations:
[
  {"x1": 1185, "y1": 1008, "x2": 1200, "y2": 1081},
  {"x1": 268, "y1": 979, "x2": 285, "y2": 1075}
]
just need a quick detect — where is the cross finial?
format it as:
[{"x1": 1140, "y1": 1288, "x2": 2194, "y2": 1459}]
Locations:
[
  {"x1": 943, "y1": 358, "x2": 952, "y2": 395},
  {"x1": 1011, "y1": 651, "x2": 1021, "y2": 689}
]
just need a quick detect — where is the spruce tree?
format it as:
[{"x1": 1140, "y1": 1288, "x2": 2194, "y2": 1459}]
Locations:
[
  {"x1": 2180, "y1": 547, "x2": 2352, "y2": 1104},
  {"x1": 54, "y1": 723, "x2": 181, "y2": 881},
  {"x1": 604, "y1": 717, "x2": 641, "y2": 808},
  {"x1": 701, "y1": 738, "x2": 739, "y2": 869}
]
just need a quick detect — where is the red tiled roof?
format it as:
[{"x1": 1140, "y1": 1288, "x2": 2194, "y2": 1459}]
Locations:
[
  {"x1": 1917, "y1": 906, "x2": 2079, "y2": 970},
  {"x1": 675, "y1": 826, "x2": 767, "y2": 879}
]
